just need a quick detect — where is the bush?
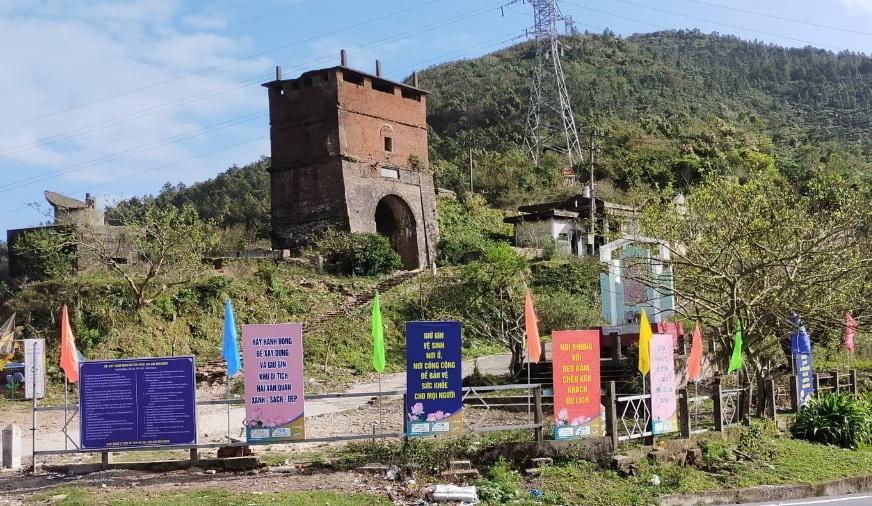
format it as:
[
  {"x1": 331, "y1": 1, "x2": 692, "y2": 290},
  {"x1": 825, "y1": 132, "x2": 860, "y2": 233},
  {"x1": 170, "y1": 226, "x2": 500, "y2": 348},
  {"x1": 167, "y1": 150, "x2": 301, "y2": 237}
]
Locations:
[
  {"x1": 790, "y1": 392, "x2": 871, "y2": 449},
  {"x1": 313, "y1": 230, "x2": 402, "y2": 276}
]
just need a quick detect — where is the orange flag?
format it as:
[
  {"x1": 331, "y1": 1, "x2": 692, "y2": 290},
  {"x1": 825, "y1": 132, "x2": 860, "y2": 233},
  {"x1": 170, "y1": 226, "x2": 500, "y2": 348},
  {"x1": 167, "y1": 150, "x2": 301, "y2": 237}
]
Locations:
[
  {"x1": 60, "y1": 305, "x2": 80, "y2": 383},
  {"x1": 687, "y1": 320, "x2": 703, "y2": 381},
  {"x1": 525, "y1": 290, "x2": 541, "y2": 363}
]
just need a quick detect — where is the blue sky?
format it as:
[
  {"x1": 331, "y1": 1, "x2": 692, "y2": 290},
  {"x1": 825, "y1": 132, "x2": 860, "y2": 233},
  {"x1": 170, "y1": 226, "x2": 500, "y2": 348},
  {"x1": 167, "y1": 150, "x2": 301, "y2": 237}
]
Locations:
[{"x1": 2, "y1": 0, "x2": 872, "y2": 233}]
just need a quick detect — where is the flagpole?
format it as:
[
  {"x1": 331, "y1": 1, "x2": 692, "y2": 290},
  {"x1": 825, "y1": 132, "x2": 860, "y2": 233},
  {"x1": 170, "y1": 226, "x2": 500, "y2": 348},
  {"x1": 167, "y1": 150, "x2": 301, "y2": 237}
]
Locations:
[
  {"x1": 226, "y1": 376, "x2": 231, "y2": 444},
  {"x1": 526, "y1": 342, "x2": 532, "y2": 422},
  {"x1": 31, "y1": 340, "x2": 38, "y2": 473},
  {"x1": 64, "y1": 378, "x2": 69, "y2": 451},
  {"x1": 378, "y1": 373, "x2": 383, "y2": 436}
]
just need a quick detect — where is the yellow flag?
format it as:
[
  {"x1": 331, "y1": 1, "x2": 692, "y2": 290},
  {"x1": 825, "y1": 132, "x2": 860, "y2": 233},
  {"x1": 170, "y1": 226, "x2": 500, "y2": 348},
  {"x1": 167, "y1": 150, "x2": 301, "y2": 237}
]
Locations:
[{"x1": 638, "y1": 310, "x2": 652, "y2": 375}]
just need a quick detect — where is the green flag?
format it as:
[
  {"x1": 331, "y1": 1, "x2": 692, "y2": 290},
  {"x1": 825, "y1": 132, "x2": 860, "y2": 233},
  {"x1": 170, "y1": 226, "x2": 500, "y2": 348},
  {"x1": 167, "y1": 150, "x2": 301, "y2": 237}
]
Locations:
[
  {"x1": 727, "y1": 319, "x2": 743, "y2": 374},
  {"x1": 372, "y1": 291, "x2": 385, "y2": 373}
]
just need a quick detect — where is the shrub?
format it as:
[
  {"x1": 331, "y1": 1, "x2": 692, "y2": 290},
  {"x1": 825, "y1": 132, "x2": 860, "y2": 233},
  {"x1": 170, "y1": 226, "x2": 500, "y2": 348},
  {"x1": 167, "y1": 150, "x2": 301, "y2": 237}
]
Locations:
[
  {"x1": 790, "y1": 392, "x2": 871, "y2": 449},
  {"x1": 313, "y1": 229, "x2": 402, "y2": 276}
]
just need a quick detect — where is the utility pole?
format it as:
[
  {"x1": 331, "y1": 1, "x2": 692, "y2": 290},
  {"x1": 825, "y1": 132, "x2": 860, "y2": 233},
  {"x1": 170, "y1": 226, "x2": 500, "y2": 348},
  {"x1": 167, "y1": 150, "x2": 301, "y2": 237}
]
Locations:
[
  {"x1": 523, "y1": 0, "x2": 584, "y2": 170},
  {"x1": 587, "y1": 131, "x2": 597, "y2": 255}
]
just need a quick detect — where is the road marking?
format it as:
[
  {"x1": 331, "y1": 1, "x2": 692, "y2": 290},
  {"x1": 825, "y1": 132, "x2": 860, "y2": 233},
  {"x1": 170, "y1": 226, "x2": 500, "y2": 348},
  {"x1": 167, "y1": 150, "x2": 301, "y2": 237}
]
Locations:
[{"x1": 773, "y1": 496, "x2": 872, "y2": 505}]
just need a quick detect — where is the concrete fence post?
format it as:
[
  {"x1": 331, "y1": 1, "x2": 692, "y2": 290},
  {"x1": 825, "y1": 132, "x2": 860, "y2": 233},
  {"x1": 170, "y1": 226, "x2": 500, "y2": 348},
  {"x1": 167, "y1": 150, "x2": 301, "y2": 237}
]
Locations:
[
  {"x1": 533, "y1": 386, "x2": 544, "y2": 447},
  {"x1": 678, "y1": 388, "x2": 691, "y2": 438},
  {"x1": 2, "y1": 424, "x2": 22, "y2": 470},
  {"x1": 605, "y1": 381, "x2": 618, "y2": 451}
]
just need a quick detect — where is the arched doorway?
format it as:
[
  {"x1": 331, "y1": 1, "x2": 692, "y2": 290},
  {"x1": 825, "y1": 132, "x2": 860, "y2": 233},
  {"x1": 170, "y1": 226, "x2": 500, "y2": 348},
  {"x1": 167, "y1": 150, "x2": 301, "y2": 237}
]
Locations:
[{"x1": 374, "y1": 195, "x2": 419, "y2": 270}]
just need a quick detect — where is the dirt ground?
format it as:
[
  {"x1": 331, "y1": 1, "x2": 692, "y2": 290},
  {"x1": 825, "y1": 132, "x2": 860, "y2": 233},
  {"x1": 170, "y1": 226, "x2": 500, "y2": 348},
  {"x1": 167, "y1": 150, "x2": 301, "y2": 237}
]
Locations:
[{"x1": 0, "y1": 379, "x2": 533, "y2": 505}]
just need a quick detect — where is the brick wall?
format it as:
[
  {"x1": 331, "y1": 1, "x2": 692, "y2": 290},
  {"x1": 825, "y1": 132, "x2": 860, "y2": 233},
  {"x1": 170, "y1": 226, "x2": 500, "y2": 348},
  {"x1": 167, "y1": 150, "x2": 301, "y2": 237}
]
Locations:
[{"x1": 264, "y1": 66, "x2": 438, "y2": 268}]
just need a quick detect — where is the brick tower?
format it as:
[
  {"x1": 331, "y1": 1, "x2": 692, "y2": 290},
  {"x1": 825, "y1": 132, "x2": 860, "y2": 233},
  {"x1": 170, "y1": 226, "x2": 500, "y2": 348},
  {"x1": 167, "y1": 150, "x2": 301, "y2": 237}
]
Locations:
[{"x1": 263, "y1": 53, "x2": 438, "y2": 270}]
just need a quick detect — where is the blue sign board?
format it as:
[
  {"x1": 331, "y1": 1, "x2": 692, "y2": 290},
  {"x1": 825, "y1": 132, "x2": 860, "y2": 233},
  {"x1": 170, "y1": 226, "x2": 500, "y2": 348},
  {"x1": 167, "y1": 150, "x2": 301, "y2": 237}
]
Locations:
[
  {"x1": 79, "y1": 356, "x2": 197, "y2": 450},
  {"x1": 795, "y1": 353, "x2": 814, "y2": 407},
  {"x1": 405, "y1": 321, "x2": 463, "y2": 437}
]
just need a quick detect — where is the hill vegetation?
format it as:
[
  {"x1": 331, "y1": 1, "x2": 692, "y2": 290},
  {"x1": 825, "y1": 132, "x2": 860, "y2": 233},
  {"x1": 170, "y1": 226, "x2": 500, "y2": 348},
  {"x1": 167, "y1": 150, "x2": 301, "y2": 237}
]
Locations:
[
  {"x1": 419, "y1": 29, "x2": 872, "y2": 205},
  {"x1": 3, "y1": 30, "x2": 872, "y2": 388}
]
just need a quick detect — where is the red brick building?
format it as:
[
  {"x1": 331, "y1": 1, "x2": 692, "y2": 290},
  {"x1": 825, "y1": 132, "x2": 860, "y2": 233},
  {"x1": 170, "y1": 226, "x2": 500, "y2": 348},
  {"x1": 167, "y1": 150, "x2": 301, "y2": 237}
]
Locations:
[{"x1": 262, "y1": 56, "x2": 438, "y2": 270}]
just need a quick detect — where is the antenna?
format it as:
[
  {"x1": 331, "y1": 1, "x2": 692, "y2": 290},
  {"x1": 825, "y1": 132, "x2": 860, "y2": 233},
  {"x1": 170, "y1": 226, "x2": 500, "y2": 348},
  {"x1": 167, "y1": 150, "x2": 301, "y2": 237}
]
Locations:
[{"x1": 523, "y1": 0, "x2": 584, "y2": 171}]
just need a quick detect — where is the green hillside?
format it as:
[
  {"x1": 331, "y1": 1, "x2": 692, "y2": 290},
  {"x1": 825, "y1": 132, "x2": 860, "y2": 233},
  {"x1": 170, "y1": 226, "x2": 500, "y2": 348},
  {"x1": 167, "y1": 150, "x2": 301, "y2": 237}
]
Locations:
[
  {"x1": 4, "y1": 29, "x2": 872, "y2": 387},
  {"x1": 419, "y1": 30, "x2": 872, "y2": 203}
]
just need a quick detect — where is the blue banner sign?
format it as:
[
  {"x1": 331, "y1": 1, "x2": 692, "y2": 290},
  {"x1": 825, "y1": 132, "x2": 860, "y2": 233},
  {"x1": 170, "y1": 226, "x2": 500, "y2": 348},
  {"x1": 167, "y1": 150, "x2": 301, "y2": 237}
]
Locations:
[
  {"x1": 795, "y1": 353, "x2": 814, "y2": 407},
  {"x1": 405, "y1": 321, "x2": 463, "y2": 437},
  {"x1": 79, "y1": 356, "x2": 197, "y2": 451}
]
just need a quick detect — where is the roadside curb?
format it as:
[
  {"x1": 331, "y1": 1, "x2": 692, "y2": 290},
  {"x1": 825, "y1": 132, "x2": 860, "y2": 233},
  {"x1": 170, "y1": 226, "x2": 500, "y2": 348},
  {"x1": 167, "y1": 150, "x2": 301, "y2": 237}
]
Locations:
[{"x1": 659, "y1": 474, "x2": 872, "y2": 505}]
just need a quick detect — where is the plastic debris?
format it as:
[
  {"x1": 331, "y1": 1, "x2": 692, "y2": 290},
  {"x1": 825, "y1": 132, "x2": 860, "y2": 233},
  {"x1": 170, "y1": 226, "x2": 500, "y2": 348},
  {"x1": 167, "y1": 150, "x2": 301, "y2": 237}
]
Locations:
[
  {"x1": 530, "y1": 489, "x2": 544, "y2": 497},
  {"x1": 386, "y1": 464, "x2": 400, "y2": 480},
  {"x1": 651, "y1": 474, "x2": 661, "y2": 486},
  {"x1": 430, "y1": 484, "x2": 478, "y2": 503}
]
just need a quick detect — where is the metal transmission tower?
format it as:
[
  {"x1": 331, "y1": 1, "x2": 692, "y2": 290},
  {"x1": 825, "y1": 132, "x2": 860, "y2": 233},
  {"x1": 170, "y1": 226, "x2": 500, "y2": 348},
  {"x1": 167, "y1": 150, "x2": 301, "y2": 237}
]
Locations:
[{"x1": 524, "y1": 0, "x2": 583, "y2": 169}]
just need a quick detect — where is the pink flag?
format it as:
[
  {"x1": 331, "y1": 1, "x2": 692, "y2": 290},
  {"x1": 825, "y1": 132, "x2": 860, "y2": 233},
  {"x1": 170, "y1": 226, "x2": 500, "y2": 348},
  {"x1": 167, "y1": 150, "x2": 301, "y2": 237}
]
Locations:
[
  {"x1": 525, "y1": 290, "x2": 541, "y2": 364},
  {"x1": 845, "y1": 312, "x2": 857, "y2": 353},
  {"x1": 687, "y1": 320, "x2": 703, "y2": 381}
]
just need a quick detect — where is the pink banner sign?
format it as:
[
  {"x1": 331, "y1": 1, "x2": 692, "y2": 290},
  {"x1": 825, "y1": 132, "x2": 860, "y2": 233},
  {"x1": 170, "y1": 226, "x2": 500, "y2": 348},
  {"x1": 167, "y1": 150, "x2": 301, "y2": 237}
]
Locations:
[
  {"x1": 650, "y1": 333, "x2": 677, "y2": 435},
  {"x1": 552, "y1": 330, "x2": 602, "y2": 440},
  {"x1": 242, "y1": 323, "x2": 305, "y2": 442}
]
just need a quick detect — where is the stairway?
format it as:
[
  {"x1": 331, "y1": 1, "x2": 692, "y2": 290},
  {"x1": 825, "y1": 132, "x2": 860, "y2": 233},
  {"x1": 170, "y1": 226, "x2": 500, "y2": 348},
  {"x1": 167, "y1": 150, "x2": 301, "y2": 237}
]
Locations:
[{"x1": 304, "y1": 269, "x2": 421, "y2": 329}]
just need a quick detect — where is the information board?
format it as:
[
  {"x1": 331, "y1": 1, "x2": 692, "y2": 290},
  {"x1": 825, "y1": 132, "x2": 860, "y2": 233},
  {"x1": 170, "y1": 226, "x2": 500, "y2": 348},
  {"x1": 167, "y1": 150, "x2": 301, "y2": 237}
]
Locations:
[
  {"x1": 405, "y1": 321, "x2": 463, "y2": 437},
  {"x1": 242, "y1": 323, "x2": 305, "y2": 442},
  {"x1": 650, "y1": 334, "x2": 678, "y2": 435},
  {"x1": 79, "y1": 356, "x2": 197, "y2": 450},
  {"x1": 552, "y1": 330, "x2": 602, "y2": 440},
  {"x1": 23, "y1": 339, "x2": 45, "y2": 399},
  {"x1": 795, "y1": 352, "x2": 814, "y2": 407}
]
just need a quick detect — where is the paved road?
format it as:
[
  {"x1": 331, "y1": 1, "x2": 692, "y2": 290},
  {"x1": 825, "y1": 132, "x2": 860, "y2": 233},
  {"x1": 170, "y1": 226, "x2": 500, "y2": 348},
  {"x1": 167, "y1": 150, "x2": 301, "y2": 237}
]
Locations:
[{"x1": 742, "y1": 494, "x2": 872, "y2": 506}]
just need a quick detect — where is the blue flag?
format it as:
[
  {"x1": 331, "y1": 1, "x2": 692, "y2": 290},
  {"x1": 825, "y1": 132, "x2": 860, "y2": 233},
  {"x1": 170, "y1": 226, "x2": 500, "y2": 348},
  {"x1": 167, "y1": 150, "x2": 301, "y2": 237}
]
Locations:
[
  {"x1": 788, "y1": 311, "x2": 811, "y2": 355},
  {"x1": 223, "y1": 298, "x2": 241, "y2": 376}
]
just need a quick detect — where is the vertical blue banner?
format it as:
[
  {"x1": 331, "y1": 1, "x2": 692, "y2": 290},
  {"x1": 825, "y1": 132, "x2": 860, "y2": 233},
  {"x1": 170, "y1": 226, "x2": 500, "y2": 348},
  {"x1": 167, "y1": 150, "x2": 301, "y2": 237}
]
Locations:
[
  {"x1": 795, "y1": 353, "x2": 814, "y2": 407},
  {"x1": 79, "y1": 356, "x2": 197, "y2": 451},
  {"x1": 405, "y1": 321, "x2": 463, "y2": 437}
]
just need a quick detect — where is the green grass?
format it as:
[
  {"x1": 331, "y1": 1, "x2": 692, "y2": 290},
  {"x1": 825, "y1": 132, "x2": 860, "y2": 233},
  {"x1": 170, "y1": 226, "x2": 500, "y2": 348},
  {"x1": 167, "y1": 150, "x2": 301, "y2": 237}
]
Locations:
[{"x1": 28, "y1": 488, "x2": 392, "y2": 506}]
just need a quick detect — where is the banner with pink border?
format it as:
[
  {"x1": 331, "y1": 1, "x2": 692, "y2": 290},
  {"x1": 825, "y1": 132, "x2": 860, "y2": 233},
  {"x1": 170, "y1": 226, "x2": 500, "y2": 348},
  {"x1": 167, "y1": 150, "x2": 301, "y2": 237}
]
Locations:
[
  {"x1": 650, "y1": 333, "x2": 678, "y2": 435},
  {"x1": 242, "y1": 323, "x2": 305, "y2": 442}
]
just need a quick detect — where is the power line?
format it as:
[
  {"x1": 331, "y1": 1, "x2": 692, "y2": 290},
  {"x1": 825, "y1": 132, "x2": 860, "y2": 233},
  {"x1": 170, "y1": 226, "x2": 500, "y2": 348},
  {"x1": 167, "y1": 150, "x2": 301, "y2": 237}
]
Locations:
[
  {"x1": 0, "y1": 30, "x2": 523, "y2": 194},
  {"x1": 0, "y1": 136, "x2": 268, "y2": 218},
  {"x1": 0, "y1": 112, "x2": 267, "y2": 194},
  {"x1": 685, "y1": 0, "x2": 872, "y2": 38},
  {"x1": 0, "y1": 25, "x2": 522, "y2": 198},
  {"x1": 0, "y1": 0, "x2": 446, "y2": 133},
  {"x1": 0, "y1": 1, "x2": 507, "y2": 158},
  {"x1": 604, "y1": 0, "x2": 846, "y2": 51}
]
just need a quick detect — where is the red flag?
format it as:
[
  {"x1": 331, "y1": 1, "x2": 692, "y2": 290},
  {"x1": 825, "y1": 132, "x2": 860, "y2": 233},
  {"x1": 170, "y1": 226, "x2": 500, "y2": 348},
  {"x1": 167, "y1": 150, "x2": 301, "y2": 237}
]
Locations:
[
  {"x1": 687, "y1": 320, "x2": 703, "y2": 381},
  {"x1": 60, "y1": 305, "x2": 80, "y2": 382},
  {"x1": 525, "y1": 290, "x2": 541, "y2": 363},
  {"x1": 845, "y1": 312, "x2": 857, "y2": 353}
]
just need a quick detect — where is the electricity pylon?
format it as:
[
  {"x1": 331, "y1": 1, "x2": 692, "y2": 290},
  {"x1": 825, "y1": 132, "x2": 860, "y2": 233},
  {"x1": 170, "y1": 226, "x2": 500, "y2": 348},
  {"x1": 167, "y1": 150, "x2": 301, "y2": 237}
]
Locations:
[{"x1": 523, "y1": 0, "x2": 583, "y2": 169}]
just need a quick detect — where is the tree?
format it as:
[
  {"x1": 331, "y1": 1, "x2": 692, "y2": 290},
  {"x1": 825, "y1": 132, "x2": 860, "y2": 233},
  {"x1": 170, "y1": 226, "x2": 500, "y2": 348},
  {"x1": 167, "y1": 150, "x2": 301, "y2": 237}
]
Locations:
[
  {"x1": 431, "y1": 243, "x2": 531, "y2": 373},
  {"x1": 640, "y1": 171, "x2": 872, "y2": 385},
  {"x1": 10, "y1": 228, "x2": 76, "y2": 281},
  {"x1": 78, "y1": 200, "x2": 216, "y2": 308}
]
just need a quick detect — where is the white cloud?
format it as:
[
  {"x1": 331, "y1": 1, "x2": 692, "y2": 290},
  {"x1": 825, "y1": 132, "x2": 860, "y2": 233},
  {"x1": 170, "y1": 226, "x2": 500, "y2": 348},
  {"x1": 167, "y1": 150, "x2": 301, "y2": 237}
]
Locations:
[
  {"x1": 842, "y1": 0, "x2": 872, "y2": 13},
  {"x1": 0, "y1": 0, "x2": 274, "y2": 213}
]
